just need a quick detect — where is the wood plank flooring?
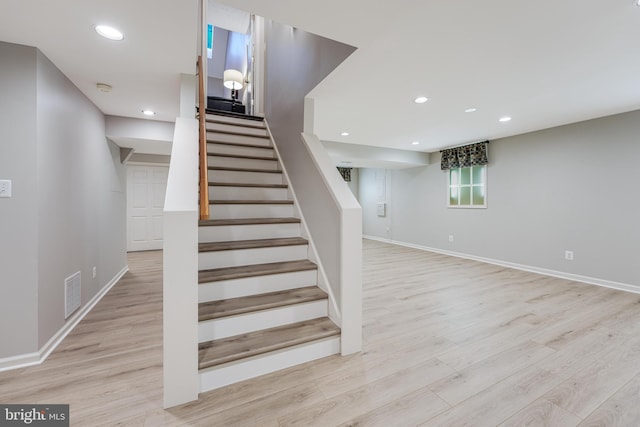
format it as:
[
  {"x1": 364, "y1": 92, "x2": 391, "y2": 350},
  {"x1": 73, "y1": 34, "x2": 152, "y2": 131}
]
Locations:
[{"x1": 2, "y1": 239, "x2": 640, "y2": 426}]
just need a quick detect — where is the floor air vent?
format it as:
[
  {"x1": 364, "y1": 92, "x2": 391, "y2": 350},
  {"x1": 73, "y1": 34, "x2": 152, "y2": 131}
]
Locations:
[{"x1": 65, "y1": 271, "x2": 81, "y2": 319}]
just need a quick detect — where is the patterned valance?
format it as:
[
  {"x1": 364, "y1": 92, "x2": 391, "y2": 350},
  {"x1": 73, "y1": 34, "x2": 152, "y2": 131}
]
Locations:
[
  {"x1": 440, "y1": 141, "x2": 489, "y2": 170},
  {"x1": 337, "y1": 167, "x2": 352, "y2": 182}
]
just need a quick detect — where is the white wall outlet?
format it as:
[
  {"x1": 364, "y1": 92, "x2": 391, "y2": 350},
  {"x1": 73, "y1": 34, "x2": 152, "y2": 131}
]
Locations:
[
  {"x1": 449, "y1": 235, "x2": 454, "y2": 242},
  {"x1": 0, "y1": 180, "x2": 12, "y2": 198},
  {"x1": 565, "y1": 250, "x2": 574, "y2": 261},
  {"x1": 92, "y1": 266, "x2": 97, "y2": 278}
]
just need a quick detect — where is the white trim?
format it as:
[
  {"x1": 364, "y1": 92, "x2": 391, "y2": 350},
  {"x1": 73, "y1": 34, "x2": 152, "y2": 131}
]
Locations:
[
  {"x1": 363, "y1": 235, "x2": 640, "y2": 295},
  {"x1": 0, "y1": 265, "x2": 129, "y2": 372}
]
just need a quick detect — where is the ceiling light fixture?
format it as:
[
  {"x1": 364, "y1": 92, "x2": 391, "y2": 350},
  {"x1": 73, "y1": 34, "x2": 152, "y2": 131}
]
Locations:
[
  {"x1": 412, "y1": 141, "x2": 420, "y2": 145},
  {"x1": 636, "y1": 0, "x2": 640, "y2": 6},
  {"x1": 499, "y1": 116, "x2": 512, "y2": 122},
  {"x1": 341, "y1": 132, "x2": 349, "y2": 136},
  {"x1": 96, "y1": 83, "x2": 112, "y2": 93},
  {"x1": 414, "y1": 96, "x2": 429, "y2": 104},
  {"x1": 142, "y1": 110, "x2": 156, "y2": 116},
  {"x1": 465, "y1": 108, "x2": 477, "y2": 113},
  {"x1": 95, "y1": 25, "x2": 124, "y2": 41}
]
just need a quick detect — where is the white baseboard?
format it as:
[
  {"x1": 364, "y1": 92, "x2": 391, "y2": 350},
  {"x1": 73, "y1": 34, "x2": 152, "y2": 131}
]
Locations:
[
  {"x1": 0, "y1": 265, "x2": 129, "y2": 372},
  {"x1": 363, "y1": 235, "x2": 640, "y2": 295}
]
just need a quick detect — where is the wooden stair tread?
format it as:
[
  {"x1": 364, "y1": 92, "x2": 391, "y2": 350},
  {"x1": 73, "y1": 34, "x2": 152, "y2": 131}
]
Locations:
[
  {"x1": 199, "y1": 287, "x2": 327, "y2": 321},
  {"x1": 209, "y1": 199, "x2": 293, "y2": 205},
  {"x1": 204, "y1": 109, "x2": 264, "y2": 121},
  {"x1": 207, "y1": 140, "x2": 273, "y2": 150},
  {"x1": 199, "y1": 237, "x2": 307, "y2": 252},
  {"x1": 208, "y1": 182, "x2": 288, "y2": 189},
  {"x1": 199, "y1": 260, "x2": 316, "y2": 283},
  {"x1": 198, "y1": 318, "x2": 339, "y2": 370},
  {"x1": 199, "y1": 217, "x2": 300, "y2": 227},
  {"x1": 208, "y1": 166, "x2": 282, "y2": 174},
  {"x1": 207, "y1": 152, "x2": 277, "y2": 161},
  {"x1": 207, "y1": 129, "x2": 271, "y2": 139}
]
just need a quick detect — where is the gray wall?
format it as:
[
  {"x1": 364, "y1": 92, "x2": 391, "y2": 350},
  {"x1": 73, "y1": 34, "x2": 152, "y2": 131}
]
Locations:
[
  {"x1": 360, "y1": 110, "x2": 640, "y2": 287},
  {"x1": 263, "y1": 21, "x2": 355, "y2": 297},
  {"x1": 0, "y1": 42, "x2": 127, "y2": 358},
  {"x1": 0, "y1": 42, "x2": 39, "y2": 357}
]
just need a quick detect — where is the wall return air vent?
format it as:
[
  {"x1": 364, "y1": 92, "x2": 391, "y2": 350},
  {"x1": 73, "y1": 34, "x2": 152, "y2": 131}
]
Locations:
[{"x1": 64, "y1": 271, "x2": 82, "y2": 319}]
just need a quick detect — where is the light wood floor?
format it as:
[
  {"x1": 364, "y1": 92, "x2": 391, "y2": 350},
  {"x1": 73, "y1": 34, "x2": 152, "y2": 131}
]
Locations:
[{"x1": 2, "y1": 239, "x2": 640, "y2": 426}]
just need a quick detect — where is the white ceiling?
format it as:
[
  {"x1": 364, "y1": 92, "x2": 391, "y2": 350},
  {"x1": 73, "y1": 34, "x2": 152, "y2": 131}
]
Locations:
[
  {"x1": 1, "y1": 1, "x2": 639, "y2": 155},
  {"x1": 0, "y1": 0, "x2": 198, "y2": 124},
  {"x1": 214, "y1": 0, "x2": 640, "y2": 153}
]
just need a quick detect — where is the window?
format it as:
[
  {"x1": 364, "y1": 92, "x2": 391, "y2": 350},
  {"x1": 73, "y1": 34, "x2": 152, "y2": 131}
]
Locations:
[{"x1": 448, "y1": 165, "x2": 486, "y2": 208}]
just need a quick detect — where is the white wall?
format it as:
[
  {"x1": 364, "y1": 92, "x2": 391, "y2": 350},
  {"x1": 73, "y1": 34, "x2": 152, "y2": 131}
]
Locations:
[
  {"x1": 0, "y1": 41, "x2": 127, "y2": 360},
  {"x1": 264, "y1": 20, "x2": 356, "y2": 297},
  {"x1": 0, "y1": 42, "x2": 39, "y2": 358},
  {"x1": 360, "y1": 109, "x2": 640, "y2": 288}
]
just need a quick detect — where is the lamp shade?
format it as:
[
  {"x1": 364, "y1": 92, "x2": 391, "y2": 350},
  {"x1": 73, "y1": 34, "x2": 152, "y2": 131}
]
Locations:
[{"x1": 223, "y1": 69, "x2": 244, "y2": 90}]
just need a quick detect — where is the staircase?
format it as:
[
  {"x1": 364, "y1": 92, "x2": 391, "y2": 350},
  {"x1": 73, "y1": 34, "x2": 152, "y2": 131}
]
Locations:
[{"x1": 197, "y1": 111, "x2": 341, "y2": 392}]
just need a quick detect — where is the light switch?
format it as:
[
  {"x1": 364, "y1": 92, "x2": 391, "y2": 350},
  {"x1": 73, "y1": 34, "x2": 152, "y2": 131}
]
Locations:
[
  {"x1": 376, "y1": 202, "x2": 386, "y2": 217},
  {"x1": 0, "y1": 180, "x2": 11, "y2": 198}
]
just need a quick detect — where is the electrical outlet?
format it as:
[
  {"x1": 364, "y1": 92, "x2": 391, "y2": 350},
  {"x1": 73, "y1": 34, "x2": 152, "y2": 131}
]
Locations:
[
  {"x1": 448, "y1": 235, "x2": 454, "y2": 242},
  {"x1": 0, "y1": 180, "x2": 12, "y2": 198},
  {"x1": 565, "y1": 250, "x2": 574, "y2": 261},
  {"x1": 92, "y1": 267, "x2": 97, "y2": 278}
]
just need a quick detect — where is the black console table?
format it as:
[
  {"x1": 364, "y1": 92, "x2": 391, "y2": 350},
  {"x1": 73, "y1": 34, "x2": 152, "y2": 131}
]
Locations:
[{"x1": 207, "y1": 96, "x2": 246, "y2": 114}]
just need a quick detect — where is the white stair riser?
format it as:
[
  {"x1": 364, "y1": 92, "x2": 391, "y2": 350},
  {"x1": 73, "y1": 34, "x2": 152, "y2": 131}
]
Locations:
[
  {"x1": 207, "y1": 132, "x2": 272, "y2": 147},
  {"x1": 206, "y1": 115, "x2": 265, "y2": 128},
  {"x1": 199, "y1": 244, "x2": 308, "y2": 269},
  {"x1": 199, "y1": 270, "x2": 317, "y2": 303},
  {"x1": 199, "y1": 223, "x2": 301, "y2": 242},
  {"x1": 209, "y1": 204, "x2": 294, "y2": 219},
  {"x1": 208, "y1": 186, "x2": 289, "y2": 201},
  {"x1": 208, "y1": 156, "x2": 280, "y2": 170},
  {"x1": 208, "y1": 143, "x2": 274, "y2": 158},
  {"x1": 199, "y1": 337, "x2": 340, "y2": 393},
  {"x1": 209, "y1": 170, "x2": 284, "y2": 185},
  {"x1": 206, "y1": 122, "x2": 268, "y2": 137},
  {"x1": 198, "y1": 300, "x2": 328, "y2": 342}
]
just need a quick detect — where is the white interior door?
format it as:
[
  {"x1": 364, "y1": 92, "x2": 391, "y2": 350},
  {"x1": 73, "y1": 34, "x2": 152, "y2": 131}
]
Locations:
[{"x1": 127, "y1": 165, "x2": 169, "y2": 252}]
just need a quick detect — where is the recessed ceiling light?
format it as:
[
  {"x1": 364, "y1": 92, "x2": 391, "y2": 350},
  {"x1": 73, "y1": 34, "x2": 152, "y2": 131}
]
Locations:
[
  {"x1": 340, "y1": 132, "x2": 349, "y2": 136},
  {"x1": 142, "y1": 110, "x2": 156, "y2": 116},
  {"x1": 499, "y1": 116, "x2": 512, "y2": 122},
  {"x1": 412, "y1": 141, "x2": 420, "y2": 145},
  {"x1": 465, "y1": 108, "x2": 477, "y2": 113},
  {"x1": 95, "y1": 25, "x2": 124, "y2": 41},
  {"x1": 636, "y1": 0, "x2": 640, "y2": 6},
  {"x1": 414, "y1": 96, "x2": 429, "y2": 104}
]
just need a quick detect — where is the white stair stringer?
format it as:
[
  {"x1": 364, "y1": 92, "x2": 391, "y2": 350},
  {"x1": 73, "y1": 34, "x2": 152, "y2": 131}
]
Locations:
[
  {"x1": 199, "y1": 336, "x2": 340, "y2": 393},
  {"x1": 198, "y1": 300, "x2": 328, "y2": 342}
]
